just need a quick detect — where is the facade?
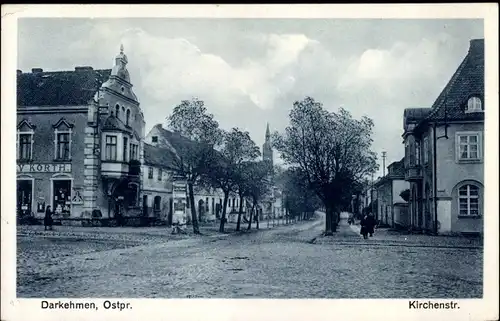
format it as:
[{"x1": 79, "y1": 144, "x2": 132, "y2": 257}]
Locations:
[
  {"x1": 16, "y1": 46, "x2": 279, "y2": 227},
  {"x1": 402, "y1": 39, "x2": 484, "y2": 235},
  {"x1": 374, "y1": 159, "x2": 410, "y2": 228},
  {"x1": 144, "y1": 124, "x2": 246, "y2": 224},
  {"x1": 17, "y1": 46, "x2": 146, "y2": 223}
]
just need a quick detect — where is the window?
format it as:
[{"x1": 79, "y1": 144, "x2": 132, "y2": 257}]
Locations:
[
  {"x1": 130, "y1": 143, "x2": 138, "y2": 160},
  {"x1": 105, "y1": 135, "x2": 117, "y2": 160},
  {"x1": 466, "y1": 96, "x2": 483, "y2": 113},
  {"x1": 52, "y1": 119, "x2": 73, "y2": 161},
  {"x1": 148, "y1": 167, "x2": 153, "y2": 179},
  {"x1": 115, "y1": 104, "x2": 120, "y2": 118},
  {"x1": 458, "y1": 185, "x2": 480, "y2": 216},
  {"x1": 457, "y1": 133, "x2": 481, "y2": 161},
  {"x1": 18, "y1": 133, "x2": 33, "y2": 160},
  {"x1": 56, "y1": 133, "x2": 71, "y2": 160},
  {"x1": 151, "y1": 136, "x2": 158, "y2": 143},
  {"x1": 158, "y1": 168, "x2": 162, "y2": 181},
  {"x1": 423, "y1": 137, "x2": 429, "y2": 164},
  {"x1": 17, "y1": 120, "x2": 35, "y2": 161},
  {"x1": 126, "y1": 109, "x2": 131, "y2": 126},
  {"x1": 123, "y1": 137, "x2": 128, "y2": 162},
  {"x1": 415, "y1": 141, "x2": 421, "y2": 165}
]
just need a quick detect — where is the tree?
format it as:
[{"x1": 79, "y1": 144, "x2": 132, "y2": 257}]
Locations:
[
  {"x1": 167, "y1": 98, "x2": 222, "y2": 234},
  {"x1": 273, "y1": 97, "x2": 378, "y2": 235},
  {"x1": 205, "y1": 128, "x2": 260, "y2": 233},
  {"x1": 279, "y1": 168, "x2": 320, "y2": 221},
  {"x1": 244, "y1": 161, "x2": 273, "y2": 230}
]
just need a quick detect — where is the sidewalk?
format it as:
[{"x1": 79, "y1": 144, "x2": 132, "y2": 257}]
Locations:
[{"x1": 313, "y1": 219, "x2": 482, "y2": 249}]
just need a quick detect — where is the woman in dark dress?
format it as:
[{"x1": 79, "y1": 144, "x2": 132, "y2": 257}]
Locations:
[{"x1": 44, "y1": 205, "x2": 53, "y2": 231}]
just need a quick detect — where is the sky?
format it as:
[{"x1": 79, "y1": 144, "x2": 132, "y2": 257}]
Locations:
[{"x1": 17, "y1": 18, "x2": 483, "y2": 177}]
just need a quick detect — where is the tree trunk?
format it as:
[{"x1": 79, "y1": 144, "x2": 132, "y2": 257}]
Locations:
[
  {"x1": 324, "y1": 206, "x2": 333, "y2": 236},
  {"x1": 219, "y1": 191, "x2": 229, "y2": 233},
  {"x1": 188, "y1": 182, "x2": 200, "y2": 234},
  {"x1": 236, "y1": 195, "x2": 244, "y2": 231},
  {"x1": 247, "y1": 203, "x2": 255, "y2": 230}
]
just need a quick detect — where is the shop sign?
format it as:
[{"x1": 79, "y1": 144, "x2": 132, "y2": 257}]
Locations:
[{"x1": 17, "y1": 163, "x2": 71, "y2": 173}]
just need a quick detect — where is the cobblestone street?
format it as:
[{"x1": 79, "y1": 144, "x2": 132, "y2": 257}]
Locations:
[{"x1": 17, "y1": 213, "x2": 483, "y2": 298}]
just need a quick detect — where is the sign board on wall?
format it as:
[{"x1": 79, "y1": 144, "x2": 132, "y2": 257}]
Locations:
[{"x1": 17, "y1": 163, "x2": 72, "y2": 173}]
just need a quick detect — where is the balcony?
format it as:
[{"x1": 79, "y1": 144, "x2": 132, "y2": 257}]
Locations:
[
  {"x1": 101, "y1": 161, "x2": 130, "y2": 179},
  {"x1": 405, "y1": 166, "x2": 422, "y2": 181}
]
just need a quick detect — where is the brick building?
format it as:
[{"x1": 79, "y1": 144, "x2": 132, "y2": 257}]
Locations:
[{"x1": 402, "y1": 39, "x2": 484, "y2": 235}]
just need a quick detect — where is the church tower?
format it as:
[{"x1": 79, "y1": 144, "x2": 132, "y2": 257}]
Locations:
[{"x1": 262, "y1": 123, "x2": 273, "y2": 166}]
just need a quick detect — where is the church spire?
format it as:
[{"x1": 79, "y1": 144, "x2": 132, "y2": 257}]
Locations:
[{"x1": 263, "y1": 123, "x2": 273, "y2": 166}]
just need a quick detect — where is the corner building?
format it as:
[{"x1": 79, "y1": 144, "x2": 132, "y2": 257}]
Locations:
[{"x1": 16, "y1": 46, "x2": 146, "y2": 222}]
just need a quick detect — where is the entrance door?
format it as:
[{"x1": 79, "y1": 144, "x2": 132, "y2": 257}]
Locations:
[
  {"x1": 142, "y1": 195, "x2": 148, "y2": 217},
  {"x1": 17, "y1": 180, "x2": 33, "y2": 217},
  {"x1": 53, "y1": 179, "x2": 71, "y2": 217}
]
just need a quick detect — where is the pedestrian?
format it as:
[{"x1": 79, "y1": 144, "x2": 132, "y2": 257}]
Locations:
[
  {"x1": 366, "y1": 213, "x2": 377, "y2": 237},
  {"x1": 360, "y1": 215, "x2": 369, "y2": 239},
  {"x1": 44, "y1": 205, "x2": 53, "y2": 231}
]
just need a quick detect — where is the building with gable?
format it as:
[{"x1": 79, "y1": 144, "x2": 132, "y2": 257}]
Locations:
[
  {"x1": 374, "y1": 158, "x2": 410, "y2": 228},
  {"x1": 402, "y1": 39, "x2": 484, "y2": 235},
  {"x1": 17, "y1": 45, "x2": 145, "y2": 223}
]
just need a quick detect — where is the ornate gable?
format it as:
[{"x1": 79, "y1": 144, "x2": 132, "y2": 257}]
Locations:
[
  {"x1": 52, "y1": 118, "x2": 74, "y2": 130},
  {"x1": 17, "y1": 119, "x2": 36, "y2": 131}
]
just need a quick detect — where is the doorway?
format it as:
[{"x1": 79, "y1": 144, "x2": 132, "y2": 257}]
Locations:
[
  {"x1": 142, "y1": 195, "x2": 148, "y2": 217},
  {"x1": 17, "y1": 179, "x2": 33, "y2": 217},
  {"x1": 53, "y1": 179, "x2": 71, "y2": 217}
]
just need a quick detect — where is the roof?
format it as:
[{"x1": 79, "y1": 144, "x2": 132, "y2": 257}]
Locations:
[
  {"x1": 102, "y1": 114, "x2": 130, "y2": 133},
  {"x1": 17, "y1": 68, "x2": 111, "y2": 107},
  {"x1": 151, "y1": 124, "x2": 211, "y2": 156},
  {"x1": 143, "y1": 143, "x2": 178, "y2": 169},
  {"x1": 419, "y1": 39, "x2": 484, "y2": 126},
  {"x1": 404, "y1": 108, "x2": 432, "y2": 122}
]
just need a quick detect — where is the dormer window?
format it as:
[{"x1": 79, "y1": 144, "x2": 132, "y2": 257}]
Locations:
[
  {"x1": 466, "y1": 96, "x2": 483, "y2": 113},
  {"x1": 151, "y1": 136, "x2": 158, "y2": 143}
]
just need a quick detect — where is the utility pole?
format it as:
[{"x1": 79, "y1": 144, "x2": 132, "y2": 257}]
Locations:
[{"x1": 382, "y1": 151, "x2": 387, "y2": 176}]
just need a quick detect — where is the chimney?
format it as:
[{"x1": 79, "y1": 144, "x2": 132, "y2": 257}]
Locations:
[
  {"x1": 75, "y1": 66, "x2": 94, "y2": 72},
  {"x1": 469, "y1": 39, "x2": 484, "y2": 56},
  {"x1": 31, "y1": 68, "x2": 43, "y2": 73},
  {"x1": 16, "y1": 70, "x2": 22, "y2": 76}
]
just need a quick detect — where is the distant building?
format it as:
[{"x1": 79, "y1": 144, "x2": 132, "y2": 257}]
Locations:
[
  {"x1": 402, "y1": 39, "x2": 484, "y2": 235},
  {"x1": 144, "y1": 124, "x2": 244, "y2": 224},
  {"x1": 374, "y1": 159, "x2": 410, "y2": 228},
  {"x1": 261, "y1": 123, "x2": 283, "y2": 220}
]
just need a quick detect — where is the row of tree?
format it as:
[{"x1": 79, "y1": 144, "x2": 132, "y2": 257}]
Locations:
[
  {"x1": 165, "y1": 96, "x2": 378, "y2": 237},
  {"x1": 166, "y1": 98, "x2": 273, "y2": 234}
]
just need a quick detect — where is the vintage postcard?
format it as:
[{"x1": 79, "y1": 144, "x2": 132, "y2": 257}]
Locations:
[{"x1": 1, "y1": 4, "x2": 498, "y2": 321}]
